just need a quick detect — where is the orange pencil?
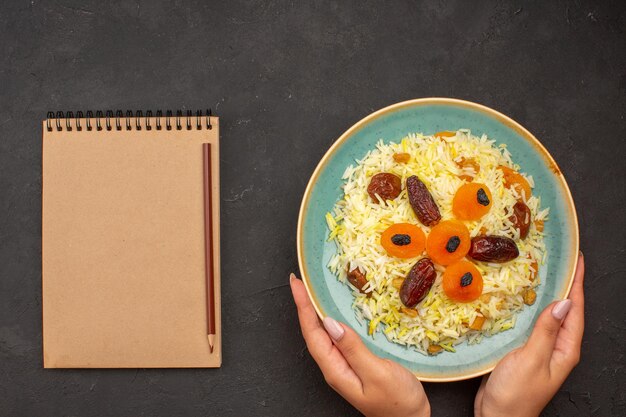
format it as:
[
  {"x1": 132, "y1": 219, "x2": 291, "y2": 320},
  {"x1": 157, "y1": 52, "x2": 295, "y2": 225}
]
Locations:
[{"x1": 203, "y1": 143, "x2": 216, "y2": 353}]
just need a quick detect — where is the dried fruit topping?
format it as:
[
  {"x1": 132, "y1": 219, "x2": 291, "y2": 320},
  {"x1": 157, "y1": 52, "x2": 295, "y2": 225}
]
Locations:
[
  {"x1": 393, "y1": 153, "x2": 411, "y2": 163},
  {"x1": 460, "y1": 272, "x2": 473, "y2": 287},
  {"x1": 445, "y1": 236, "x2": 461, "y2": 253},
  {"x1": 434, "y1": 131, "x2": 456, "y2": 141},
  {"x1": 469, "y1": 315, "x2": 486, "y2": 330},
  {"x1": 523, "y1": 288, "x2": 537, "y2": 305},
  {"x1": 534, "y1": 219, "x2": 545, "y2": 232},
  {"x1": 498, "y1": 165, "x2": 532, "y2": 200},
  {"x1": 427, "y1": 345, "x2": 443, "y2": 355},
  {"x1": 426, "y1": 220, "x2": 470, "y2": 265},
  {"x1": 509, "y1": 201, "x2": 532, "y2": 239},
  {"x1": 456, "y1": 157, "x2": 480, "y2": 181},
  {"x1": 347, "y1": 266, "x2": 371, "y2": 296},
  {"x1": 529, "y1": 259, "x2": 539, "y2": 281},
  {"x1": 381, "y1": 223, "x2": 426, "y2": 258},
  {"x1": 406, "y1": 176, "x2": 441, "y2": 226},
  {"x1": 400, "y1": 258, "x2": 437, "y2": 307},
  {"x1": 468, "y1": 236, "x2": 519, "y2": 263},
  {"x1": 400, "y1": 307, "x2": 419, "y2": 317},
  {"x1": 367, "y1": 173, "x2": 402, "y2": 202},
  {"x1": 452, "y1": 183, "x2": 493, "y2": 221},
  {"x1": 477, "y1": 188, "x2": 490, "y2": 206},
  {"x1": 391, "y1": 278, "x2": 404, "y2": 290},
  {"x1": 442, "y1": 260, "x2": 483, "y2": 302},
  {"x1": 391, "y1": 234, "x2": 411, "y2": 246}
]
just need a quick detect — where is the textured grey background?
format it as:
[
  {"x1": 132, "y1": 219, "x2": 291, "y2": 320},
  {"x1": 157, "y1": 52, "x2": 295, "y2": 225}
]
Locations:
[{"x1": 1, "y1": 1, "x2": 625, "y2": 416}]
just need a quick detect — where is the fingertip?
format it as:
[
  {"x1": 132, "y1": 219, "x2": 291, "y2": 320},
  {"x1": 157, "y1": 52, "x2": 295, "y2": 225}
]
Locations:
[
  {"x1": 540, "y1": 300, "x2": 563, "y2": 324},
  {"x1": 338, "y1": 321, "x2": 359, "y2": 338},
  {"x1": 290, "y1": 274, "x2": 306, "y2": 303},
  {"x1": 551, "y1": 299, "x2": 572, "y2": 320},
  {"x1": 335, "y1": 322, "x2": 369, "y2": 351},
  {"x1": 323, "y1": 316, "x2": 346, "y2": 342},
  {"x1": 290, "y1": 273, "x2": 305, "y2": 292}
]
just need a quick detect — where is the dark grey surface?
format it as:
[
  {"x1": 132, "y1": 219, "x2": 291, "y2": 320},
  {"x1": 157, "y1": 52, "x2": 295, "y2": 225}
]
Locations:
[{"x1": 1, "y1": 1, "x2": 625, "y2": 416}]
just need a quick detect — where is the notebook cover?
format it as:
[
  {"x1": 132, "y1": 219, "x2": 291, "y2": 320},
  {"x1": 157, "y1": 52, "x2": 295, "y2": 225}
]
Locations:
[{"x1": 42, "y1": 116, "x2": 221, "y2": 368}]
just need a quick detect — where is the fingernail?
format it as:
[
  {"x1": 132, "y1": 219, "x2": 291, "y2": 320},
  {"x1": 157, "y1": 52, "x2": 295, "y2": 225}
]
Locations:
[
  {"x1": 552, "y1": 299, "x2": 572, "y2": 320},
  {"x1": 579, "y1": 250, "x2": 584, "y2": 259},
  {"x1": 289, "y1": 273, "x2": 296, "y2": 283},
  {"x1": 323, "y1": 316, "x2": 345, "y2": 342}
]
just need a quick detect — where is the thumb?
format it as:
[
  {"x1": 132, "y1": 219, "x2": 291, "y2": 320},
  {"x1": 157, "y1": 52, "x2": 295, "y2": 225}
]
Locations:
[
  {"x1": 474, "y1": 373, "x2": 490, "y2": 416},
  {"x1": 524, "y1": 299, "x2": 572, "y2": 364},
  {"x1": 323, "y1": 316, "x2": 379, "y2": 376}
]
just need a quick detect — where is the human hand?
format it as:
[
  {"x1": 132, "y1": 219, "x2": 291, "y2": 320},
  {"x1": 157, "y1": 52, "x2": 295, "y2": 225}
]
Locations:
[
  {"x1": 290, "y1": 273, "x2": 430, "y2": 417},
  {"x1": 474, "y1": 252, "x2": 585, "y2": 417}
]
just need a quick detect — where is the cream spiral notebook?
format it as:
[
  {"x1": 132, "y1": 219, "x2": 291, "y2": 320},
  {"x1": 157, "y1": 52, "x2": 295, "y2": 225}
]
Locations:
[{"x1": 42, "y1": 110, "x2": 221, "y2": 368}]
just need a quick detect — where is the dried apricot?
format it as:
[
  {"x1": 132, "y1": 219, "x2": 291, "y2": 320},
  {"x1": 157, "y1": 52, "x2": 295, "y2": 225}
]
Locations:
[
  {"x1": 452, "y1": 183, "x2": 493, "y2": 221},
  {"x1": 442, "y1": 260, "x2": 483, "y2": 302},
  {"x1": 380, "y1": 223, "x2": 426, "y2": 258},
  {"x1": 498, "y1": 165, "x2": 531, "y2": 200},
  {"x1": 426, "y1": 220, "x2": 470, "y2": 266}
]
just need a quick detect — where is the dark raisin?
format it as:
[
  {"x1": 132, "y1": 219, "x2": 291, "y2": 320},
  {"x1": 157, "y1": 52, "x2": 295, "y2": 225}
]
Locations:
[
  {"x1": 460, "y1": 272, "x2": 473, "y2": 287},
  {"x1": 477, "y1": 188, "x2": 490, "y2": 206},
  {"x1": 445, "y1": 236, "x2": 461, "y2": 253},
  {"x1": 391, "y1": 234, "x2": 411, "y2": 246}
]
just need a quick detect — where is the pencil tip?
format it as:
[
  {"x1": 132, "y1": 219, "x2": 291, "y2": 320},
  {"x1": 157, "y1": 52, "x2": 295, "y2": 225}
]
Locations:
[{"x1": 208, "y1": 334, "x2": 215, "y2": 353}]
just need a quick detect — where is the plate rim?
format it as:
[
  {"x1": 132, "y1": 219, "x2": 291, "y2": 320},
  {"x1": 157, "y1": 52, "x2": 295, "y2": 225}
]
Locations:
[{"x1": 296, "y1": 97, "x2": 579, "y2": 382}]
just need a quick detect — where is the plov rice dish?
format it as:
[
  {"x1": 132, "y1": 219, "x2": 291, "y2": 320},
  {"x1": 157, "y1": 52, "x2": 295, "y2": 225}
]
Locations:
[{"x1": 326, "y1": 130, "x2": 549, "y2": 355}]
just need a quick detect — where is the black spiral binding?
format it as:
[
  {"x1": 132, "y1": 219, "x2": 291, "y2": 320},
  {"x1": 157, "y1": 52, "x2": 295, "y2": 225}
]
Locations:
[{"x1": 45, "y1": 109, "x2": 214, "y2": 132}]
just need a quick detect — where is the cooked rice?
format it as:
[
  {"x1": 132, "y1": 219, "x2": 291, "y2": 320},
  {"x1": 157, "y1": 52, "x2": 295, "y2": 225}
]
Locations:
[{"x1": 326, "y1": 130, "x2": 549, "y2": 354}]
